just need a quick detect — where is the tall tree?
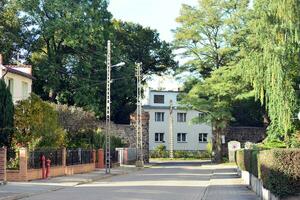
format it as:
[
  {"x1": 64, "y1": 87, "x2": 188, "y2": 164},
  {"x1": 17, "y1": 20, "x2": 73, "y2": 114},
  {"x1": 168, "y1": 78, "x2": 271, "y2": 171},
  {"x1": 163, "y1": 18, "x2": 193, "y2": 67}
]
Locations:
[
  {"x1": 239, "y1": 0, "x2": 300, "y2": 142},
  {"x1": 174, "y1": 0, "x2": 249, "y2": 78},
  {"x1": 0, "y1": 0, "x2": 23, "y2": 62},
  {"x1": 0, "y1": 79, "x2": 14, "y2": 148},
  {"x1": 175, "y1": 0, "x2": 254, "y2": 162},
  {"x1": 19, "y1": 0, "x2": 176, "y2": 123}
]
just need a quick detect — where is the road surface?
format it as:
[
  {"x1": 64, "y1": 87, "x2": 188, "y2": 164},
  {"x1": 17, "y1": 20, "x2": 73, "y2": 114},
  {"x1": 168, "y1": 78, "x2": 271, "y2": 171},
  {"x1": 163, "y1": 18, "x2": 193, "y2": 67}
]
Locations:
[{"x1": 20, "y1": 161, "x2": 259, "y2": 200}]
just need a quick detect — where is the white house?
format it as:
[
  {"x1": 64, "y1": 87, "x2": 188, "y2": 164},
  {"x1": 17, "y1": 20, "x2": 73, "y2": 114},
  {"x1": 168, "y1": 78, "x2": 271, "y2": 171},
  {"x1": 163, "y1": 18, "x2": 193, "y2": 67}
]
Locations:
[
  {"x1": 143, "y1": 90, "x2": 212, "y2": 151},
  {"x1": 0, "y1": 54, "x2": 33, "y2": 103}
]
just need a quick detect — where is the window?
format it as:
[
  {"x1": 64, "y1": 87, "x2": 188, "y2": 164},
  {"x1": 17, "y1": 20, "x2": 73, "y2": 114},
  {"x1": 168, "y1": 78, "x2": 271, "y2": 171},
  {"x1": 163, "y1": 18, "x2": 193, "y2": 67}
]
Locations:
[
  {"x1": 8, "y1": 78, "x2": 14, "y2": 94},
  {"x1": 22, "y1": 82, "x2": 29, "y2": 98},
  {"x1": 198, "y1": 112, "x2": 207, "y2": 119},
  {"x1": 177, "y1": 133, "x2": 187, "y2": 142},
  {"x1": 199, "y1": 133, "x2": 208, "y2": 142},
  {"x1": 154, "y1": 95, "x2": 164, "y2": 104},
  {"x1": 177, "y1": 113, "x2": 187, "y2": 122},
  {"x1": 155, "y1": 112, "x2": 164, "y2": 122},
  {"x1": 155, "y1": 133, "x2": 164, "y2": 142}
]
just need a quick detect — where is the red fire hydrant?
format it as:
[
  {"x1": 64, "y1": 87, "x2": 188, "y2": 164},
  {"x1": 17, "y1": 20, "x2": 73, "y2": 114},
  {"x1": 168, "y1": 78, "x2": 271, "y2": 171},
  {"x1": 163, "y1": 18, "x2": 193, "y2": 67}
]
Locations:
[
  {"x1": 41, "y1": 155, "x2": 46, "y2": 179},
  {"x1": 46, "y1": 159, "x2": 51, "y2": 178}
]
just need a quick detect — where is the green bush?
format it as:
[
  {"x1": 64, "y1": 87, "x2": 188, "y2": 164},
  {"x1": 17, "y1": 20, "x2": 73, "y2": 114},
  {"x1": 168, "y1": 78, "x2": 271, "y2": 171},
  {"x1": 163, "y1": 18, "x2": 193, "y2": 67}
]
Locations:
[
  {"x1": 250, "y1": 150, "x2": 260, "y2": 177},
  {"x1": 258, "y1": 149, "x2": 300, "y2": 198}
]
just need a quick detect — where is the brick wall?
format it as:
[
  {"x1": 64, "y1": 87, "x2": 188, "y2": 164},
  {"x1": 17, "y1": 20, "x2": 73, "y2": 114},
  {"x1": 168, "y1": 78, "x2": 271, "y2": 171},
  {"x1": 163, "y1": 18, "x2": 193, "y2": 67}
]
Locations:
[{"x1": 0, "y1": 147, "x2": 7, "y2": 183}]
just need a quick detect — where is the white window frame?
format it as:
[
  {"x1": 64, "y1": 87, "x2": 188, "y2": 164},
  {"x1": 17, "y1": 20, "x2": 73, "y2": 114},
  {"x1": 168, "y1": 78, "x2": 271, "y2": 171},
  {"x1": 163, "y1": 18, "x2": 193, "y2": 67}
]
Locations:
[
  {"x1": 155, "y1": 112, "x2": 164, "y2": 122},
  {"x1": 177, "y1": 133, "x2": 187, "y2": 143},
  {"x1": 199, "y1": 133, "x2": 208, "y2": 143},
  {"x1": 177, "y1": 113, "x2": 187, "y2": 122},
  {"x1": 155, "y1": 133, "x2": 164, "y2": 143}
]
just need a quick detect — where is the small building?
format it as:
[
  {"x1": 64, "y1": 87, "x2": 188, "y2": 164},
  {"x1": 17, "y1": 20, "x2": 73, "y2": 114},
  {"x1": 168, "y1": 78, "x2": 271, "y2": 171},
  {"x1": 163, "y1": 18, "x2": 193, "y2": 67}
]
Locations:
[
  {"x1": 143, "y1": 90, "x2": 212, "y2": 151},
  {"x1": 0, "y1": 54, "x2": 33, "y2": 103}
]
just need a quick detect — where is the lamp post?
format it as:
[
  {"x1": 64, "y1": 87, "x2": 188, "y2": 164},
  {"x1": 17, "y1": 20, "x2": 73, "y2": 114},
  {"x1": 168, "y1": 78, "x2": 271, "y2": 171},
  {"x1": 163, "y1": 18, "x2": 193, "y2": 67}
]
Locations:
[{"x1": 105, "y1": 40, "x2": 125, "y2": 174}]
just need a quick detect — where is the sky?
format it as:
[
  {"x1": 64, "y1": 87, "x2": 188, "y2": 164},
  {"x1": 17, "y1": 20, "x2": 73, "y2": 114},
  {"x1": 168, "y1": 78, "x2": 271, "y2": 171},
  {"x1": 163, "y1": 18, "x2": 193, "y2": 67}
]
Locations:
[{"x1": 108, "y1": 0, "x2": 197, "y2": 93}]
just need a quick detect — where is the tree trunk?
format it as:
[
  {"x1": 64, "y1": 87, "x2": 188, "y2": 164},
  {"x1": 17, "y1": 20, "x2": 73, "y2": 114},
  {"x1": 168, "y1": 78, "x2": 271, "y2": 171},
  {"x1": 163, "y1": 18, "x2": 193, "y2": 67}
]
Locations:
[{"x1": 212, "y1": 126, "x2": 223, "y2": 163}]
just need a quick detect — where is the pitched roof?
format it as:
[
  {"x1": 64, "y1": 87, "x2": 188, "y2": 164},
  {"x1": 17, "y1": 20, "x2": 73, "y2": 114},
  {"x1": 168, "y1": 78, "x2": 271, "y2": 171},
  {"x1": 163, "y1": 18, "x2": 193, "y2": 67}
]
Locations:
[{"x1": 2, "y1": 66, "x2": 35, "y2": 80}]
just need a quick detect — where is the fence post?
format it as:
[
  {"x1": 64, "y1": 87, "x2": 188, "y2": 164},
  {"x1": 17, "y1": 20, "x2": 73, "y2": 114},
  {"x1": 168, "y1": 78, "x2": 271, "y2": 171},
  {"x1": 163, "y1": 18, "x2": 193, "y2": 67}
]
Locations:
[
  {"x1": 62, "y1": 148, "x2": 66, "y2": 167},
  {"x1": 0, "y1": 147, "x2": 7, "y2": 183},
  {"x1": 19, "y1": 147, "x2": 28, "y2": 181},
  {"x1": 97, "y1": 149, "x2": 104, "y2": 168}
]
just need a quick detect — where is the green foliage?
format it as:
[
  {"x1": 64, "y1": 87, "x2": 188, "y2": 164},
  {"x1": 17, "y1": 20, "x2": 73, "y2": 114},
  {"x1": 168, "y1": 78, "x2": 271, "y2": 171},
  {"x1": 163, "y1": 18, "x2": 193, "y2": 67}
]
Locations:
[
  {"x1": 258, "y1": 149, "x2": 300, "y2": 197},
  {"x1": 0, "y1": 79, "x2": 14, "y2": 147},
  {"x1": 236, "y1": 149, "x2": 260, "y2": 177},
  {"x1": 0, "y1": 0, "x2": 23, "y2": 62},
  {"x1": 14, "y1": 94, "x2": 66, "y2": 149},
  {"x1": 15, "y1": 0, "x2": 176, "y2": 124},
  {"x1": 239, "y1": 0, "x2": 300, "y2": 139},
  {"x1": 150, "y1": 144, "x2": 168, "y2": 158},
  {"x1": 174, "y1": 0, "x2": 249, "y2": 78},
  {"x1": 206, "y1": 140, "x2": 213, "y2": 157}
]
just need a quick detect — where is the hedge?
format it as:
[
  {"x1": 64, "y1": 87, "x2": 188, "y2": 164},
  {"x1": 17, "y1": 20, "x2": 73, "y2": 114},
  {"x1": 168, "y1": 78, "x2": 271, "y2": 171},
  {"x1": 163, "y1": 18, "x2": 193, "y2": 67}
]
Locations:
[
  {"x1": 236, "y1": 149, "x2": 252, "y2": 172},
  {"x1": 258, "y1": 149, "x2": 300, "y2": 198}
]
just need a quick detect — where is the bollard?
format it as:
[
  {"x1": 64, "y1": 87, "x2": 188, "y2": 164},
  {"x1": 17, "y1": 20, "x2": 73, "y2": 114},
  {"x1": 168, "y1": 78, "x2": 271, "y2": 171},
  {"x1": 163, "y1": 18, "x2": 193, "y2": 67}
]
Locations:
[
  {"x1": 41, "y1": 155, "x2": 46, "y2": 179},
  {"x1": 46, "y1": 159, "x2": 51, "y2": 178}
]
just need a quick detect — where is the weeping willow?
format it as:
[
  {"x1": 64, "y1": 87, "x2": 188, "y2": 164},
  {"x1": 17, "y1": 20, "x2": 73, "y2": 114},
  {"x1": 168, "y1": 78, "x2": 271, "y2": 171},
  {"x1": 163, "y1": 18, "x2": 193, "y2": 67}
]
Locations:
[{"x1": 241, "y1": 0, "x2": 300, "y2": 140}]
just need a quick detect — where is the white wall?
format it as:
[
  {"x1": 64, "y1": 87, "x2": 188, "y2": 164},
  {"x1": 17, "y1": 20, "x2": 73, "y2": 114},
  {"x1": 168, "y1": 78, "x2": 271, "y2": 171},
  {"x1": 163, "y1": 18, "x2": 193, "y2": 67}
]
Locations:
[
  {"x1": 148, "y1": 91, "x2": 179, "y2": 106},
  {"x1": 4, "y1": 72, "x2": 32, "y2": 103},
  {"x1": 145, "y1": 108, "x2": 212, "y2": 151}
]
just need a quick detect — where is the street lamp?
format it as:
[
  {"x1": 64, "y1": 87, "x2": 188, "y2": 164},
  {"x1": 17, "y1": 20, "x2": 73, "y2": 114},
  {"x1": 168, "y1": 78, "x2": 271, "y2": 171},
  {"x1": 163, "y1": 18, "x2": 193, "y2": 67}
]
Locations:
[{"x1": 105, "y1": 40, "x2": 125, "y2": 174}]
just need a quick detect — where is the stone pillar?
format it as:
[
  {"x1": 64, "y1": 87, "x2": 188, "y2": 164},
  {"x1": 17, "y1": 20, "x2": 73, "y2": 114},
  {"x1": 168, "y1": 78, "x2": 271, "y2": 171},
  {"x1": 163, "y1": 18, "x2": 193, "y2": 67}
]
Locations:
[
  {"x1": 19, "y1": 147, "x2": 28, "y2": 181},
  {"x1": 130, "y1": 111, "x2": 150, "y2": 163},
  {"x1": 62, "y1": 148, "x2": 66, "y2": 167},
  {"x1": 0, "y1": 147, "x2": 7, "y2": 183},
  {"x1": 97, "y1": 149, "x2": 104, "y2": 168}
]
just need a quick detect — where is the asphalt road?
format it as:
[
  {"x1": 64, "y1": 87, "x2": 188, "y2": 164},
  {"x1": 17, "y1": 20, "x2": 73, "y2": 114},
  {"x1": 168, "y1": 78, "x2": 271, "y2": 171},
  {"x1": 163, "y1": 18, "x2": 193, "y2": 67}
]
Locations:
[{"x1": 20, "y1": 161, "x2": 259, "y2": 200}]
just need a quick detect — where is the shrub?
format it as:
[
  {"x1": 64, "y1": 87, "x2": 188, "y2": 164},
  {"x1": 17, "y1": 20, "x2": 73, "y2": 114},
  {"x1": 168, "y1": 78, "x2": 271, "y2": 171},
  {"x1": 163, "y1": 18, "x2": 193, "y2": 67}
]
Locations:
[
  {"x1": 258, "y1": 149, "x2": 300, "y2": 198},
  {"x1": 236, "y1": 149, "x2": 250, "y2": 171},
  {"x1": 14, "y1": 94, "x2": 66, "y2": 149}
]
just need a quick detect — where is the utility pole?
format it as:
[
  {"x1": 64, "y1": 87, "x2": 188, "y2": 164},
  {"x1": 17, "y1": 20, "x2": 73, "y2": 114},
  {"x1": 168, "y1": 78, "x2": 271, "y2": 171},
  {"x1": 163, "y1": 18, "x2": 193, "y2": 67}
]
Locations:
[
  {"x1": 105, "y1": 40, "x2": 111, "y2": 174},
  {"x1": 169, "y1": 100, "x2": 174, "y2": 159},
  {"x1": 136, "y1": 62, "x2": 144, "y2": 167}
]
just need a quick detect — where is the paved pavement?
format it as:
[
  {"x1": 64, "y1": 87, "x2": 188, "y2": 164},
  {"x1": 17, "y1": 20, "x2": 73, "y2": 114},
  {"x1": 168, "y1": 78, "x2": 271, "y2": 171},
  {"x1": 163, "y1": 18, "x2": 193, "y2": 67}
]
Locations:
[
  {"x1": 0, "y1": 161, "x2": 259, "y2": 200},
  {"x1": 0, "y1": 166, "x2": 138, "y2": 200}
]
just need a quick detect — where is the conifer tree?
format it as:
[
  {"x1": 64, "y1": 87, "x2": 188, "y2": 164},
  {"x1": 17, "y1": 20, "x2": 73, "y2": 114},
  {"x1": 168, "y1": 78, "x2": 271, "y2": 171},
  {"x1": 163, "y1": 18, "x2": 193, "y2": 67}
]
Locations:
[{"x1": 0, "y1": 79, "x2": 14, "y2": 147}]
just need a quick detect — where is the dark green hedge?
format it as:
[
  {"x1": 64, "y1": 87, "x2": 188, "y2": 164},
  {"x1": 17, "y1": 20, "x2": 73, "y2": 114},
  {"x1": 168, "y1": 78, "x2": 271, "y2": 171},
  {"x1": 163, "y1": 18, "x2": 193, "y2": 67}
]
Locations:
[
  {"x1": 236, "y1": 149, "x2": 252, "y2": 172},
  {"x1": 258, "y1": 149, "x2": 300, "y2": 198},
  {"x1": 236, "y1": 149, "x2": 261, "y2": 178}
]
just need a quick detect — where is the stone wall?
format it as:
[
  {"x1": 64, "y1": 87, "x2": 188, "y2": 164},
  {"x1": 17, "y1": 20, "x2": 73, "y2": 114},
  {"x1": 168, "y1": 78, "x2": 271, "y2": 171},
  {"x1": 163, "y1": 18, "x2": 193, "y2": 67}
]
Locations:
[
  {"x1": 98, "y1": 111, "x2": 150, "y2": 163},
  {"x1": 222, "y1": 126, "x2": 266, "y2": 156}
]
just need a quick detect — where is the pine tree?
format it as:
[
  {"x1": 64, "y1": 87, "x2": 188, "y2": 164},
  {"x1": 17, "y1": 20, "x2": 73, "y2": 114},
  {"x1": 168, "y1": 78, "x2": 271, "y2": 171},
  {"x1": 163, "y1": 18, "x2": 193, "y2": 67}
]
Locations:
[{"x1": 0, "y1": 79, "x2": 14, "y2": 147}]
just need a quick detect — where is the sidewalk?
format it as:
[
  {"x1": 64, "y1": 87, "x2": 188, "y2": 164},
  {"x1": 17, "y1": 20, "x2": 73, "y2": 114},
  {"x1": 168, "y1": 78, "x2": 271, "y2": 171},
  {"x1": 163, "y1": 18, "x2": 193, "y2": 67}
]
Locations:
[
  {"x1": 203, "y1": 164, "x2": 260, "y2": 200},
  {"x1": 0, "y1": 166, "x2": 139, "y2": 200}
]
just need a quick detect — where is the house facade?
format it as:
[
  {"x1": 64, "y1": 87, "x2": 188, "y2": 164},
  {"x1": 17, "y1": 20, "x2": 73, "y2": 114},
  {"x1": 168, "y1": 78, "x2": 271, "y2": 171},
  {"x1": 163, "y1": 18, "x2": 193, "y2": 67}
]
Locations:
[
  {"x1": 0, "y1": 54, "x2": 33, "y2": 103},
  {"x1": 143, "y1": 90, "x2": 212, "y2": 151}
]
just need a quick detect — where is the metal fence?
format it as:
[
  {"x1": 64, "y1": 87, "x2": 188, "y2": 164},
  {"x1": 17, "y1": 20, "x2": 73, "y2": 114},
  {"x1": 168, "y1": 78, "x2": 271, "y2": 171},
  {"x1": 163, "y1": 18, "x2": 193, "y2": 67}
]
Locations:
[
  {"x1": 28, "y1": 148, "x2": 63, "y2": 169},
  {"x1": 66, "y1": 149, "x2": 93, "y2": 166}
]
